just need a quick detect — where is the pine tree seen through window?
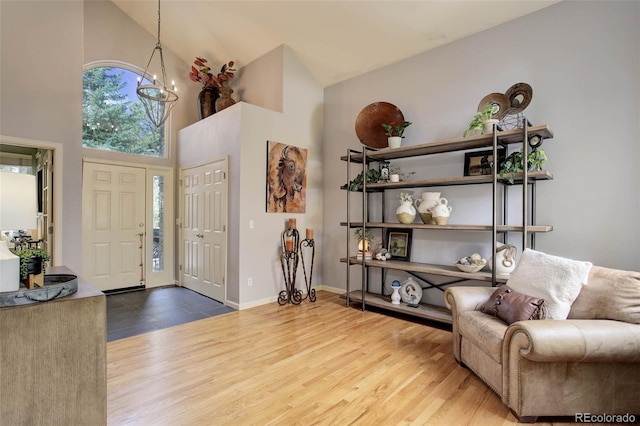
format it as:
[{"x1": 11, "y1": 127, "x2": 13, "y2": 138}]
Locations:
[{"x1": 83, "y1": 66, "x2": 165, "y2": 157}]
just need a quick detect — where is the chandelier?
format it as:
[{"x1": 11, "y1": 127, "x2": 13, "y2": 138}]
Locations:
[{"x1": 137, "y1": 0, "x2": 178, "y2": 127}]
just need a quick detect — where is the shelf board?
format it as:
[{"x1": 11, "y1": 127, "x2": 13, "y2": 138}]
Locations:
[
  {"x1": 341, "y1": 170, "x2": 553, "y2": 191},
  {"x1": 344, "y1": 290, "x2": 453, "y2": 324},
  {"x1": 340, "y1": 222, "x2": 553, "y2": 233},
  {"x1": 341, "y1": 124, "x2": 553, "y2": 163},
  {"x1": 340, "y1": 257, "x2": 509, "y2": 283}
]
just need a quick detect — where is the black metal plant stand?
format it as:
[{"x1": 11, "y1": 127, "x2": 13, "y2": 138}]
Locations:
[
  {"x1": 278, "y1": 227, "x2": 303, "y2": 305},
  {"x1": 299, "y1": 237, "x2": 316, "y2": 302}
]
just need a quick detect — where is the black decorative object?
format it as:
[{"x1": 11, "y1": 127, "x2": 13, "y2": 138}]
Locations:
[
  {"x1": 299, "y1": 232, "x2": 316, "y2": 303},
  {"x1": 278, "y1": 219, "x2": 303, "y2": 305},
  {"x1": 464, "y1": 148, "x2": 506, "y2": 176}
]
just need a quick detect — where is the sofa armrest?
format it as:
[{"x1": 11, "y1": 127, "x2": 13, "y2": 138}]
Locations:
[
  {"x1": 444, "y1": 286, "x2": 495, "y2": 362},
  {"x1": 444, "y1": 286, "x2": 495, "y2": 313},
  {"x1": 502, "y1": 319, "x2": 640, "y2": 415},
  {"x1": 504, "y1": 319, "x2": 640, "y2": 363}
]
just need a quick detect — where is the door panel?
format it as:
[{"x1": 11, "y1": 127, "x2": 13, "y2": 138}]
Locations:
[
  {"x1": 181, "y1": 158, "x2": 227, "y2": 302},
  {"x1": 82, "y1": 163, "x2": 146, "y2": 292}
]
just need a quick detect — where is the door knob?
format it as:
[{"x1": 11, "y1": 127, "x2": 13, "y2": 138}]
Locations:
[{"x1": 196, "y1": 233, "x2": 204, "y2": 238}]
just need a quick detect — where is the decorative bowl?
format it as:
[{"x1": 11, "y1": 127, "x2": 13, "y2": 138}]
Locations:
[{"x1": 455, "y1": 263, "x2": 485, "y2": 273}]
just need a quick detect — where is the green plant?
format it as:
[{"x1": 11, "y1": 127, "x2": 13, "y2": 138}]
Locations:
[
  {"x1": 189, "y1": 58, "x2": 236, "y2": 88},
  {"x1": 463, "y1": 103, "x2": 497, "y2": 137},
  {"x1": 381, "y1": 121, "x2": 412, "y2": 138},
  {"x1": 353, "y1": 227, "x2": 373, "y2": 243},
  {"x1": 499, "y1": 148, "x2": 547, "y2": 184},
  {"x1": 9, "y1": 248, "x2": 50, "y2": 279},
  {"x1": 347, "y1": 168, "x2": 381, "y2": 191},
  {"x1": 399, "y1": 192, "x2": 414, "y2": 203}
]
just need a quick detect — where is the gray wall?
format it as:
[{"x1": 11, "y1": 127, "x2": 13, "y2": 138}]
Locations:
[
  {"x1": 0, "y1": 1, "x2": 84, "y2": 273},
  {"x1": 322, "y1": 1, "x2": 640, "y2": 299},
  {"x1": 179, "y1": 46, "x2": 324, "y2": 308}
]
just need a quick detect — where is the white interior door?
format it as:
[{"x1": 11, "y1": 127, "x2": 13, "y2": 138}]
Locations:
[
  {"x1": 181, "y1": 158, "x2": 227, "y2": 302},
  {"x1": 82, "y1": 162, "x2": 146, "y2": 292}
]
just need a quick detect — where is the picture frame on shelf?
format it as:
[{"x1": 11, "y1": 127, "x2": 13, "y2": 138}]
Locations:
[
  {"x1": 463, "y1": 148, "x2": 506, "y2": 176},
  {"x1": 386, "y1": 229, "x2": 412, "y2": 260}
]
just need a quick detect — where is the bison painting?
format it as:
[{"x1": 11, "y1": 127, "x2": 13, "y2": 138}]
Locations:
[{"x1": 266, "y1": 141, "x2": 307, "y2": 213}]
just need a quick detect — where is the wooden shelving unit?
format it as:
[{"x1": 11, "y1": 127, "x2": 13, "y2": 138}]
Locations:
[{"x1": 341, "y1": 121, "x2": 554, "y2": 322}]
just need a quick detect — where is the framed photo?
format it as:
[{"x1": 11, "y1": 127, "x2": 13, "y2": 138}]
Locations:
[
  {"x1": 386, "y1": 229, "x2": 412, "y2": 260},
  {"x1": 463, "y1": 148, "x2": 506, "y2": 177}
]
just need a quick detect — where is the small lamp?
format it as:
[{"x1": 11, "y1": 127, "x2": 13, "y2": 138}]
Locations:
[{"x1": 0, "y1": 172, "x2": 38, "y2": 292}]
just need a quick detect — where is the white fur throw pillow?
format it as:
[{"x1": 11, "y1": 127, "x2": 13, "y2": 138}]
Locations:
[{"x1": 506, "y1": 249, "x2": 592, "y2": 319}]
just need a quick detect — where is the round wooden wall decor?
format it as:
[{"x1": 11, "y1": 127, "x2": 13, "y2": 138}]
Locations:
[{"x1": 355, "y1": 102, "x2": 405, "y2": 148}]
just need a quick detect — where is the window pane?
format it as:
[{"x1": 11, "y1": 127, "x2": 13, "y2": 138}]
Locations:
[
  {"x1": 82, "y1": 66, "x2": 165, "y2": 157},
  {"x1": 152, "y1": 175, "x2": 165, "y2": 272}
]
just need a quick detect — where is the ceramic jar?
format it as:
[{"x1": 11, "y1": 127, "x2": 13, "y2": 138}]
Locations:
[
  {"x1": 415, "y1": 192, "x2": 446, "y2": 224},
  {"x1": 483, "y1": 119, "x2": 500, "y2": 134},
  {"x1": 396, "y1": 200, "x2": 416, "y2": 224},
  {"x1": 391, "y1": 281, "x2": 401, "y2": 305},
  {"x1": 215, "y1": 86, "x2": 236, "y2": 112},
  {"x1": 429, "y1": 199, "x2": 452, "y2": 225},
  {"x1": 489, "y1": 242, "x2": 517, "y2": 275},
  {"x1": 388, "y1": 136, "x2": 402, "y2": 149}
]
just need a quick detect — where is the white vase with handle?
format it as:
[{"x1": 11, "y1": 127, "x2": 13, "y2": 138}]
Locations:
[{"x1": 415, "y1": 192, "x2": 445, "y2": 224}]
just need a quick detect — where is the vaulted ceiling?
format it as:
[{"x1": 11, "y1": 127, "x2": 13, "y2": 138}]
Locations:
[{"x1": 112, "y1": 0, "x2": 559, "y2": 87}]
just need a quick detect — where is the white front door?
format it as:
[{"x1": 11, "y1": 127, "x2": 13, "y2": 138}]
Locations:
[
  {"x1": 82, "y1": 162, "x2": 146, "y2": 292},
  {"x1": 181, "y1": 158, "x2": 227, "y2": 302}
]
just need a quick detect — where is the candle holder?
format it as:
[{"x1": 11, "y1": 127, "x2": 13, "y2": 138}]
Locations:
[
  {"x1": 278, "y1": 227, "x2": 303, "y2": 305},
  {"x1": 299, "y1": 237, "x2": 316, "y2": 302}
]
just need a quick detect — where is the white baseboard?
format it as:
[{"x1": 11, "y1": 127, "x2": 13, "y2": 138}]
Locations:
[{"x1": 233, "y1": 284, "x2": 346, "y2": 310}]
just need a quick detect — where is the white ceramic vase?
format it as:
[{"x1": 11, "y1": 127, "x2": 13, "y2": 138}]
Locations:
[
  {"x1": 415, "y1": 192, "x2": 446, "y2": 224},
  {"x1": 391, "y1": 285, "x2": 401, "y2": 305},
  {"x1": 429, "y1": 199, "x2": 452, "y2": 225},
  {"x1": 489, "y1": 242, "x2": 517, "y2": 275},
  {"x1": 396, "y1": 201, "x2": 416, "y2": 224}
]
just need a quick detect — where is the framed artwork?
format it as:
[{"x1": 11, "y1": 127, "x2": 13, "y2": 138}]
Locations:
[
  {"x1": 266, "y1": 141, "x2": 307, "y2": 213},
  {"x1": 463, "y1": 148, "x2": 506, "y2": 177},
  {"x1": 387, "y1": 229, "x2": 412, "y2": 260}
]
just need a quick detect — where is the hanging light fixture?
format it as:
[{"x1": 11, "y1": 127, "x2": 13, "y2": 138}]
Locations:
[{"x1": 137, "y1": 0, "x2": 178, "y2": 127}]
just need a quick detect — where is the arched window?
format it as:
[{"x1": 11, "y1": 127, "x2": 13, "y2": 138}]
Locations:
[{"x1": 82, "y1": 64, "x2": 166, "y2": 157}]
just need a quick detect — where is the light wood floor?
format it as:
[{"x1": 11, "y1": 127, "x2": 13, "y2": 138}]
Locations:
[{"x1": 107, "y1": 291, "x2": 560, "y2": 425}]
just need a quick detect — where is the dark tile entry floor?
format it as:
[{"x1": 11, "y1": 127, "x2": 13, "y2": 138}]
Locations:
[{"x1": 106, "y1": 286, "x2": 235, "y2": 342}]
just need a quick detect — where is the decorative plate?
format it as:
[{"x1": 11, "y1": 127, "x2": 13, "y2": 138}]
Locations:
[
  {"x1": 477, "y1": 92, "x2": 510, "y2": 120},
  {"x1": 505, "y1": 82, "x2": 533, "y2": 113},
  {"x1": 355, "y1": 102, "x2": 405, "y2": 148}
]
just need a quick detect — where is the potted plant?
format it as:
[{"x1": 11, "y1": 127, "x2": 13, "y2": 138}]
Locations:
[
  {"x1": 388, "y1": 163, "x2": 415, "y2": 183},
  {"x1": 464, "y1": 104, "x2": 499, "y2": 137},
  {"x1": 354, "y1": 228, "x2": 374, "y2": 259},
  {"x1": 381, "y1": 121, "x2": 412, "y2": 148},
  {"x1": 347, "y1": 168, "x2": 381, "y2": 191},
  {"x1": 9, "y1": 247, "x2": 50, "y2": 283},
  {"x1": 499, "y1": 148, "x2": 548, "y2": 184}
]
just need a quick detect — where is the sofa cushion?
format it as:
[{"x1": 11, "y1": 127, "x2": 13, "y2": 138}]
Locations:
[
  {"x1": 458, "y1": 310, "x2": 507, "y2": 363},
  {"x1": 480, "y1": 285, "x2": 546, "y2": 325},
  {"x1": 569, "y1": 266, "x2": 640, "y2": 324},
  {"x1": 507, "y1": 249, "x2": 592, "y2": 319}
]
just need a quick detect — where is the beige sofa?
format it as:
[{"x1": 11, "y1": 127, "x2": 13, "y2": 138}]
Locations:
[{"x1": 444, "y1": 265, "x2": 640, "y2": 422}]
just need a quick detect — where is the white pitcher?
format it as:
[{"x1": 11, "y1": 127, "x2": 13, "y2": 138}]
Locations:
[
  {"x1": 415, "y1": 192, "x2": 446, "y2": 224},
  {"x1": 430, "y1": 199, "x2": 452, "y2": 225}
]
